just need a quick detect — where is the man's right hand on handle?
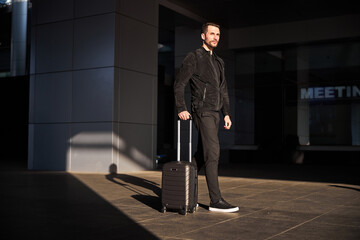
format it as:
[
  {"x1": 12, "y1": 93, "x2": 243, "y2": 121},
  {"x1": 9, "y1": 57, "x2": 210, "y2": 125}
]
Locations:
[{"x1": 178, "y1": 111, "x2": 191, "y2": 120}]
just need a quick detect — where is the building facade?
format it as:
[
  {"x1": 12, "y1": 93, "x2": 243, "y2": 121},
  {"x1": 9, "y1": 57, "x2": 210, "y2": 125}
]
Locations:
[{"x1": 1, "y1": 0, "x2": 359, "y2": 172}]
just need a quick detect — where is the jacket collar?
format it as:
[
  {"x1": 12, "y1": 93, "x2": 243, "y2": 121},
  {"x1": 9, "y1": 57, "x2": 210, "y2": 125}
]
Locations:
[{"x1": 200, "y1": 46, "x2": 219, "y2": 59}]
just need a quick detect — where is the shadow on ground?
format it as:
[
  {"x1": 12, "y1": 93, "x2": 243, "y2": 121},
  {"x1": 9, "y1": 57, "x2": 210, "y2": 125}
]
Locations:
[
  {"x1": 106, "y1": 173, "x2": 162, "y2": 211},
  {"x1": 0, "y1": 168, "x2": 160, "y2": 240}
]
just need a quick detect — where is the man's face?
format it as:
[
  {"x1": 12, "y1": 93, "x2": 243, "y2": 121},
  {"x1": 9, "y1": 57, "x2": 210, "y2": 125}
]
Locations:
[{"x1": 202, "y1": 25, "x2": 220, "y2": 49}]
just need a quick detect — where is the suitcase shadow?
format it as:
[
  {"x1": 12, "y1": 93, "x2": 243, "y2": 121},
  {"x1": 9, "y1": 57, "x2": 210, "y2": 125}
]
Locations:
[
  {"x1": 106, "y1": 173, "x2": 162, "y2": 211},
  {"x1": 132, "y1": 195, "x2": 162, "y2": 211}
]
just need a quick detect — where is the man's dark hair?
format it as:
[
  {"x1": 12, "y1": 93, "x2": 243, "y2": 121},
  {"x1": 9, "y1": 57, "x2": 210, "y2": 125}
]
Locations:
[{"x1": 201, "y1": 22, "x2": 220, "y2": 34}]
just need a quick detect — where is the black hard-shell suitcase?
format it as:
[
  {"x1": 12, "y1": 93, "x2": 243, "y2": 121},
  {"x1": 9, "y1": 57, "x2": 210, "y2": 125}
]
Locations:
[{"x1": 161, "y1": 119, "x2": 198, "y2": 215}]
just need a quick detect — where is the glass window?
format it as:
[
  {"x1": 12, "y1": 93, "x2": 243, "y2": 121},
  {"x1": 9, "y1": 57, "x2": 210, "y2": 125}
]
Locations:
[
  {"x1": 235, "y1": 41, "x2": 360, "y2": 147},
  {"x1": 297, "y1": 42, "x2": 360, "y2": 146}
]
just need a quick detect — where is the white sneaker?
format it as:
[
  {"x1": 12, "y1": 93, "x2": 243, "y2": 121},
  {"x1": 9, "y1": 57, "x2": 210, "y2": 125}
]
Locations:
[{"x1": 209, "y1": 198, "x2": 239, "y2": 213}]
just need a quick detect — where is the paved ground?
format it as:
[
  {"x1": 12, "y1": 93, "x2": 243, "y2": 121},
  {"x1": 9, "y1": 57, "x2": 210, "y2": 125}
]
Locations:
[{"x1": 1, "y1": 162, "x2": 360, "y2": 240}]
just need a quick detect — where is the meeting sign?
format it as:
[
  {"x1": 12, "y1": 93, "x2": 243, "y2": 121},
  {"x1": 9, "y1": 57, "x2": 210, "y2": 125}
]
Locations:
[{"x1": 300, "y1": 85, "x2": 360, "y2": 102}]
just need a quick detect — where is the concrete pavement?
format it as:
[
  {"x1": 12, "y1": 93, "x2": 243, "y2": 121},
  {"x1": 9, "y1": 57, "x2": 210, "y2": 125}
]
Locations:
[{"x1": 1, "y1": 163, "x2": 359, "y2": 239}]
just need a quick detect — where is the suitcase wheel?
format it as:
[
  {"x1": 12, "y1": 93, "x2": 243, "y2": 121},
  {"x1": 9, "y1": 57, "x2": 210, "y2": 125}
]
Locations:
[
  {"x1": 160, "y1": 206, "x2": 166, "y2": 213},
  {"x1": 179, "y1": 208, "x2": 187, "y2": 215},
  {"x1": 189, "y1": 206, "x2": 196, "y2": 213}
]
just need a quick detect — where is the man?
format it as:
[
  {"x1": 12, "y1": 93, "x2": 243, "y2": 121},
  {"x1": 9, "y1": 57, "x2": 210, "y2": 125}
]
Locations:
[{"x1": 174, "y1": 23, "x2": 239, "y2": 213}]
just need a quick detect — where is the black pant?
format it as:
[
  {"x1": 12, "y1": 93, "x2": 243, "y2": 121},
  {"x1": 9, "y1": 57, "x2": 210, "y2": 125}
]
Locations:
[{"x1": 193, "y1": 111, "x2": 221, "y2": 204}]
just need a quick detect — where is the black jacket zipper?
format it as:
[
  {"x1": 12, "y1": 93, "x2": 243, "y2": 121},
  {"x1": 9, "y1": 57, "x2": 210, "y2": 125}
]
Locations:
[{"x1": 203, "y1": 83, "x2": 207, "y2": 100}]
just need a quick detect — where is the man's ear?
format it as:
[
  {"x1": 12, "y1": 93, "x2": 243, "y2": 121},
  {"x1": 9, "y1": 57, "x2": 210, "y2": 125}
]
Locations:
[{"x1": 201, "y1": 33, "x2": 205, "y2": 41}]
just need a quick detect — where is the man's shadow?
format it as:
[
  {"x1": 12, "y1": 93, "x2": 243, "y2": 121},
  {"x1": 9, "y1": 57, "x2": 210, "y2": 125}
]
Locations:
[{"x1": 106, "y1": 164, "x2": 162, "y2": 211}]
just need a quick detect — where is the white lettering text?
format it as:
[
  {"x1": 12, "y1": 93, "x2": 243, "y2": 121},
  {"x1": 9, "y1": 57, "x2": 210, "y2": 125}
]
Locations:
[{"x1": 300, "y1": 85, "x2": 360, "y2": 100}]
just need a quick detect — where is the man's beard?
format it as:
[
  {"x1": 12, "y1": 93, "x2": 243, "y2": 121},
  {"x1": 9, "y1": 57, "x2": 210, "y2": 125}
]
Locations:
[{"x1": 204, "y1": 39, "x2": 218, "y2": 49}]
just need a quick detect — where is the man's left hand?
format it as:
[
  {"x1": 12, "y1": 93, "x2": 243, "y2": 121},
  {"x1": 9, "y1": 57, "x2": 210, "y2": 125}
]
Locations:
[{"x1": 224, "y1": 115, "x2": 232, "y2": 130}]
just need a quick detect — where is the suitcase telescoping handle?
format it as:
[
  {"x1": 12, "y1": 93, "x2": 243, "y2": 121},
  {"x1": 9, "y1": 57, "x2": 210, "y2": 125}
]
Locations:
[{"x1": 177, "y1": 116, "x2": 192, "y2": 163}]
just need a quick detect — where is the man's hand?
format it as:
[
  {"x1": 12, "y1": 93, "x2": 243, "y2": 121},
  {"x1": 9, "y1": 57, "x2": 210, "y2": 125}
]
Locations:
[
  {"x1": 178, "y1": 111, "x2": 191, "y2": 120},
  {"x1": 224, "y1": 115, "x2": 232, "y2": 130}
]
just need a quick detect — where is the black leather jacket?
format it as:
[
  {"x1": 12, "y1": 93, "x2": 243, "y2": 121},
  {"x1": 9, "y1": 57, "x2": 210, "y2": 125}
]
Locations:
[{"x1": 174, "y1": 47, "x2": 231, "y2": 117}]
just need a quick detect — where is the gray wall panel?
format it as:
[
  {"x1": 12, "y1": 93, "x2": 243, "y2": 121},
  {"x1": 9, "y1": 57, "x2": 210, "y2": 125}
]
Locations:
[
  {"x1": 34, "y1": 72, "x2": 72, "y2": 123},
  {"x1": 28, "y1": 75, "x2": 35, "y2": 123},
  {"x1": 36, "y1": 0, "x2": 74, "y2": 24},
  {"x1": 116, "y1": 68, "x2": 156, "y2": 124},
  {"x1": 75, "y1": 0, "x2": 116, "y2": 18},
  {"x1": 116, "y1": 122, "x2": 155, "y2": 171},
  {"x1": 117, "y1": 0, "x2": 157, "y2": 26},
  {"x1": 32, "y1": 123, "x2": 71, "y2": 171},
  {"x1": 36, "y1": 21, "x2": 73, "y2": 73},
  {"x1": 116, "y1": 15, "x2": 157, "y2": 75},
  {"x1": 70, "y1": 122, "x2": 114, "y2": 173},
  {"x1": 72, "y1": 68, "x2": 114, "y2": 122},
  {"x1": 30, "y1": 26, "x2": 36, "y2": 74},
  {"x1": 73, "y1": 14, "x2": 115, "y2": 69}
]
